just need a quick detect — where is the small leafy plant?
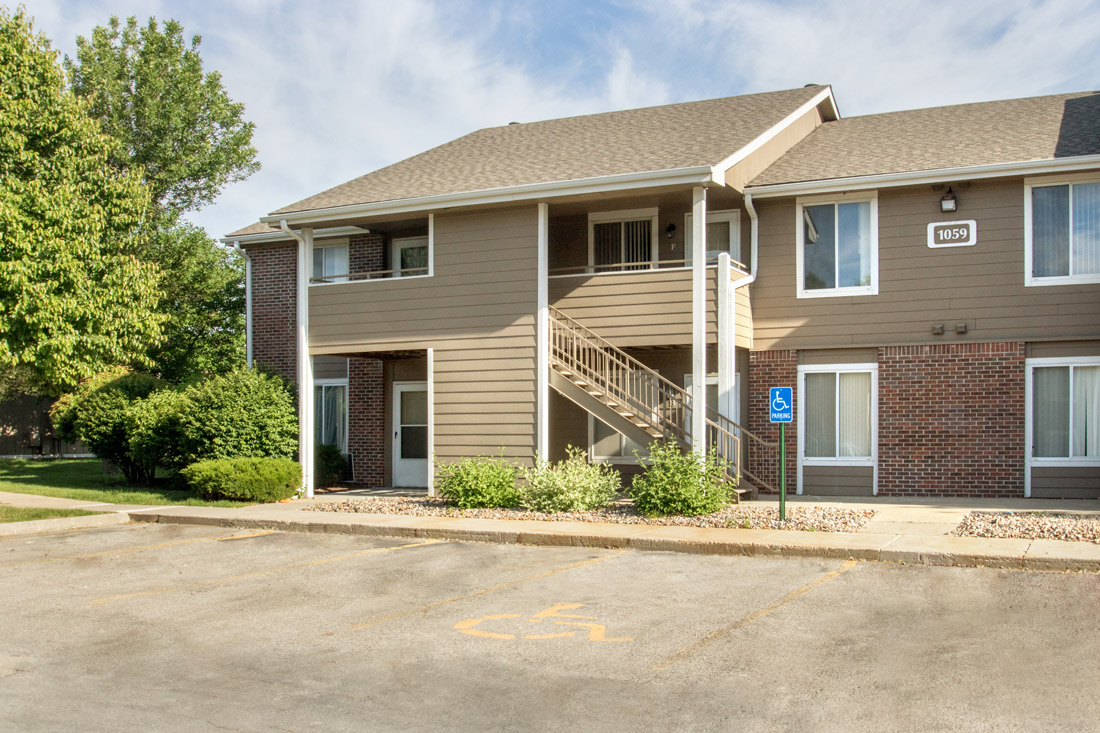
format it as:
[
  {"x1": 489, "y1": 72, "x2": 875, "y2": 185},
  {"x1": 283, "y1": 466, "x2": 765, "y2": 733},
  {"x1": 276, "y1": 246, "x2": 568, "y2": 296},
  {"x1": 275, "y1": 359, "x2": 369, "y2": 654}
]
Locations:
[
  {"x1": 180, "y1": 457, "x2": 301, "y2": 502},
  {"x1": 521, "y1": 446, "x2": 621, "y2": 513},
  {"x1": 436, "y1": 453, "x2": 521, "y2": 509},
  {"x1": 628, "y1": 441, "x2": 734, "y2": 517}
]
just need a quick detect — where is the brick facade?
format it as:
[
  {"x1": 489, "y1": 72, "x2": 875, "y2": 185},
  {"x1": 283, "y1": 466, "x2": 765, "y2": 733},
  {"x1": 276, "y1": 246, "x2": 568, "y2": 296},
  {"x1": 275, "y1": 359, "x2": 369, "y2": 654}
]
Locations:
[
  {"x1": 877, "y1": 342, "x2": 1025, "y2": 498},
  {"x1": 747, "y1": 350, "x2": 798, "y2": 493},
  {"x1": 348, "y1": 358, "x2": 385, "y2": 486},
  {"x1": 349, "y1": 233, "x2": 385, "y2": 275},
  {"x1": 246, "y1": 242, "x2": 297, "y2": 383}
]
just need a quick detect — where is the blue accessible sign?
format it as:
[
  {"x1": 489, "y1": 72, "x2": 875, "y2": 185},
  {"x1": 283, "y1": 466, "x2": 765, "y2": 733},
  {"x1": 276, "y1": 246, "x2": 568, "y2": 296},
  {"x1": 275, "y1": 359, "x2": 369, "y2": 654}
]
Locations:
[{"x1": 769, "y1": 387, "x2": 793, "y2": 423}]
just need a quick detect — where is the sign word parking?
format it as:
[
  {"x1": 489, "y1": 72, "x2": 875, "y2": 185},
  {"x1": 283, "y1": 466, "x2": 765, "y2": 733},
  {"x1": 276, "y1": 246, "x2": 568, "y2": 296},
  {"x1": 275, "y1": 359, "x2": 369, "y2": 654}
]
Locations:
[{"x1": 769, "y1": 387, "x2": 793, "y2": 423}]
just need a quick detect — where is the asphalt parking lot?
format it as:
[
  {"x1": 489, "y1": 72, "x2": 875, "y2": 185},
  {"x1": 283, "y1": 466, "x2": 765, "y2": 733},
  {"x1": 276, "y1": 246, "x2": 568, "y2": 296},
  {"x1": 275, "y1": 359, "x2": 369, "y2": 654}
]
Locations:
[{"x1": 2, "y1": 524, "x2": 1098, "y2": 732}]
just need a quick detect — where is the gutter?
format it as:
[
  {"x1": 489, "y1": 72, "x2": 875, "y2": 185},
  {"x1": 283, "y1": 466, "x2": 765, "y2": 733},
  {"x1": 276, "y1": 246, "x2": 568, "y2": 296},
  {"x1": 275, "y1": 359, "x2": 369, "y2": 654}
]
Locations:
[{"x1": 229, "y1": 241, "x2": 252, "y2": 368}]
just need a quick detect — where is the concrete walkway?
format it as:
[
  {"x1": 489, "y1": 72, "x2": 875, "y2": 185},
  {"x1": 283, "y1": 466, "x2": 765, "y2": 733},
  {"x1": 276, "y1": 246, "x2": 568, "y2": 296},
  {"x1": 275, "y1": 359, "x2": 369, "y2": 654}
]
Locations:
[{"x1": 2, "y1": 489, "x2": 1098, "y2": 571}]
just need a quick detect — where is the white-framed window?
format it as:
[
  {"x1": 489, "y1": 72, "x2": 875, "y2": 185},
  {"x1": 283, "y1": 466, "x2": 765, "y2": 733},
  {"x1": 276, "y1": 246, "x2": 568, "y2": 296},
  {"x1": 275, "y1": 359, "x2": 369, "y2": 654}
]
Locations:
[
  {"x1": 314, "y1": 379, "x2": 348, "y2": 453},
  {"x1": 798, "y1": 364, "x2": 877, "y2": 465},
  {"x1": 684, "y1": 210, "x2": 741, "y2": 266},
  {"x1": 796, "y1": 193, "x2": 878, "y2": 298},
  {"x1": 683, "y1": 373, "x2": 731, "y2": 431},
  {"x1": 312, "y1": 239, "x2": 349, "y2": 283},
  {"x1": 588, "y1": 208, "x2": 658, "y2": 272},
  {"x1": 391, "y1": 235, "x2": 430, "y2": 278},
  {"x1": 589, "y1": 369, "x2": 657, "y2": 463},
  {"x1": 1024, "y1": 174, "x2": 1100, "y2": 286},
  {"x1": 1026, "y1": 357, "x2": 1100, "y2": 463}
]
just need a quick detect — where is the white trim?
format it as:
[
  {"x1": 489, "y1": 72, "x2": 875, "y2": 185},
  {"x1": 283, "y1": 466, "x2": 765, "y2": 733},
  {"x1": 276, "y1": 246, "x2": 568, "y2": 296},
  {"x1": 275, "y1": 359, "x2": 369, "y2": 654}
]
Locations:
[
  {"x1": 747, "y1": 154, "x2": 1100, "y2": 198},
  {"x1": 222, "y1": 225, "x2": 366, "y2": 246},
  {"x1": 587, "y1": 208, "x2": 660, "y2": 269},
  {"x1": 427, "y1": 213, "x2": 435, "y2": 278},
  {"x1": 313, "y1": 378, "x2": 350, "y2": 454},
  {"x1": 261, "y1": 168, "x2": 717, "y2": 228},
  {"x1": 427, "y1": 348, "x2": 435, "y2": 497},
  {"x1": 1024, "y1": 174, "x2": 1100, "y2": 287},
  {"x1": 390, "y1": 235, "x2": 430, "y2": 279},
  {"x1": 537, "y1": 203, "x2": 549, "y2": 461},
  {"x1": 691, "y1": 186, "x2": 707, "y2": 455},
  {"x1": 795, "y1": 192, "x2": 879, "y2": 298},
  {"x1": 684, "y1": 209, "x2": 741, "y2": 266},
  {"x1": 797, "y1": 363, "x2": 878, "y2": 496},
  {"x1": 712, "y1": 86, "x2": 838, "y2": 178},
  {"x1": 548, "y1": 263, "x2": 718, "y2": 279},
  {"x1": 1025, "y1": 357, "x2": 1100, "y2": 498}
]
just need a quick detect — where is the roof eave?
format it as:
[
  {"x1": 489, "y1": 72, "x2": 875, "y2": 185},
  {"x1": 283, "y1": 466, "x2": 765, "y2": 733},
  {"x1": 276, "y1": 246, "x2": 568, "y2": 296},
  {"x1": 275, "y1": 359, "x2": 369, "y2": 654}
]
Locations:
[{"x1": 746, "y1": 153, "x2": 1100, "y2": 198}]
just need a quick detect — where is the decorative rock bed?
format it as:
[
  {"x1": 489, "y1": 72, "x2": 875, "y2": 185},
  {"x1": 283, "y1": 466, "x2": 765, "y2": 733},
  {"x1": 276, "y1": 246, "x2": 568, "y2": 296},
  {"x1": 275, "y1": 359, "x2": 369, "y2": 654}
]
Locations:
[
  {"x1": 953, "y1": 512, "x2": 1100, "y2": 544},
  {"x1": 305, "y1": 497, "x2": 876, "y2": 533}
]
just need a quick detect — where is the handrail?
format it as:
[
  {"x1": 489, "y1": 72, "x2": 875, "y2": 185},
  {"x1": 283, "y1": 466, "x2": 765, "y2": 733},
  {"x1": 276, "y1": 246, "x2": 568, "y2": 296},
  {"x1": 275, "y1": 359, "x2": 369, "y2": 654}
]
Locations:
[
  {"x1": 550, "y1": 257, "x2": 750, "y2": 277},
  {"x1": 310, "y1": 266, "x2": 428, "y2": 284}
]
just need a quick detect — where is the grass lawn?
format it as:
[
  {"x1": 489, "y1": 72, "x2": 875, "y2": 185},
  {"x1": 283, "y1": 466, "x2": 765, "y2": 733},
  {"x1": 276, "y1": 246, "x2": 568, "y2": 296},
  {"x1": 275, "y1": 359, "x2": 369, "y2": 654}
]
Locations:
[
  {"x1": 0, "y1": 506, "x2": 99, "y2": 523},
  {"x1": 0, "y1": 459, "x2": 252, "y2": 507}
]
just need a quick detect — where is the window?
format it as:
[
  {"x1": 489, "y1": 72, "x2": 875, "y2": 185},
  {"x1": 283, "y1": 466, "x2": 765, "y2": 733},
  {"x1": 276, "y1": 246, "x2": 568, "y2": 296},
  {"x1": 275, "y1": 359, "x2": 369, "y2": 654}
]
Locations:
[
  {"x1": 684, "y1": 210, "x2": 741, "y2": 266},
  {"x1": 391, "y1": 236, "x2": 429, "y2": 278},
  {"x1": 1025, "y1": 176, "x2": 1100, "y2": 285},
  {"x1": 589, "y1": 369, "x2": 656, "y2": 462},
  {"x1": 1028, "y1": 359, "x2": 1100, "y2": 461},
  {"x1": 588, "y1": 209, "x2": 657, "y2": 272},
  {"x1": 798, "y1": 365, "x2": 876, "y2": 462},
  {"x1": 314, "y1": 381, "x2": 348, "y2": 453},
  {"x1": 796, "y1": 194, "x2": 878, "y2": 297},
  {"x1": 312, "y1": 241, "x2": 349, "y2": 283}
]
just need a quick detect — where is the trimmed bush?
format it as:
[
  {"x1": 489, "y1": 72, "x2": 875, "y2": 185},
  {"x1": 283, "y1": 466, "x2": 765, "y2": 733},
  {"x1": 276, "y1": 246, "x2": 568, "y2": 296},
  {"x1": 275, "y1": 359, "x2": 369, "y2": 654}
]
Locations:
[
  {"x1": 181, "y1": 457, "x2": 301, "y2": 502},
  {"x1": 628, "y1": 441, "x2": 733, "y2": 517},
  {"x1": 436, "y1": 454, "x2": 521, "y2": 509},
  {"x1": 315, "y1": 443, "x2": 348, "y2": 488},
  {"x1": 521, "y1": 447, "x2": 620, "y2": 513},
  {"x1": 126, "y1": 387, "x2": 189, "y2": 475},
  {"x1": 176, "y1": 368, "x2": 297, "y2": 466}
]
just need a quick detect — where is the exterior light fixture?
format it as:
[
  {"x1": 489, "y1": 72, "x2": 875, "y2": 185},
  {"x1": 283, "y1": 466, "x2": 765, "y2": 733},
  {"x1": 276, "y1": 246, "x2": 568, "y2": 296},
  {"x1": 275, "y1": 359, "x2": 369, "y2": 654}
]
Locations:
[
  {"x1": 940, "y1": 187, "x2": 958, "y2": 212},
  {"x1": 666, "y1": 223, "x2": 676, "y2": 239}
]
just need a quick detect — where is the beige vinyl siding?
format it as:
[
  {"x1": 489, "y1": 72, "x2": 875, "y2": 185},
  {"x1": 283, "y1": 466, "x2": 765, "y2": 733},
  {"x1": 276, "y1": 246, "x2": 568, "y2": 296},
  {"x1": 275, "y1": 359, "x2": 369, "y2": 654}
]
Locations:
[
  {"x1": 802, "y1": 465, "x2": 874, "y2": 496},
  {"x1": 313, "y1": 356, "x2": 348, "y2": 380},
  {"x1": 800, "y1": 348, "x2": 878, "y2": 365},
  {"x1": 1030, "y1": 467, "x2": 1100, "y2": 499},
  {"x1": 1027, "y1": 340, "x2": 1100, "y2": 358},
  {"x1": 734, "y1": 285, "x2": 752, "y2": 349},
  {"x1": 549, "y1": 268, "x2": 717, "y2": 347},
  {"x1": 724, "y1": 105, "x2": 824, "y2": 191},
  {"x1": 310, "y1": 207, "x2": 538, "y2": 463},
  {"x1": 751, "y1": 177, "x2": 1100, "y2": 350}
]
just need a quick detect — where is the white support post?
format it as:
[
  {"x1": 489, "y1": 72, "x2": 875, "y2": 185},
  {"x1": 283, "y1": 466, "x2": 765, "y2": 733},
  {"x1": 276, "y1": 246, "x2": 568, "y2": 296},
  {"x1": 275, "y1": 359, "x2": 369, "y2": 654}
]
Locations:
[
  {"x1": 717, "y1": 253, "x2": 734, "y2": 422},
  {"x1": 537, "y1": 203, "x2": 549, "y2": 462},
  {"x1": 691, "y1": 187, "x2": 707, "y2": 456},
  {"x1": 427, "y1": 347, "x2": 436, "y2": 497},
  {"x1": 296, "y1": 226, "x2": 315, "y2": 498}
]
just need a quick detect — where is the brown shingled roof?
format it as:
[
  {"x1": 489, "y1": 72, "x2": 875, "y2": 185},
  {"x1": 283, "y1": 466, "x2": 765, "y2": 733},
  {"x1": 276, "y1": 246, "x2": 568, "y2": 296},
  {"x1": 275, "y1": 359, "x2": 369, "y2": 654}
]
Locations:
[
  {"x1": 750, "y1": 91, "x2": 1100, "y2": 187},
  {"x1": 267, "y1": 86, "x2": 827, "y2": 216}
]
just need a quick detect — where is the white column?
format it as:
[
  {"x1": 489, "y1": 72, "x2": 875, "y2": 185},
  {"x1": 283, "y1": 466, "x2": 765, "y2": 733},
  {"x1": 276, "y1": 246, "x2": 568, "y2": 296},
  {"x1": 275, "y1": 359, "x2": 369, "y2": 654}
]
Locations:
[
  {"x1": 691, "y1": 187, "x2": 707, "y2": 455},
  {"x1": 297, "y1": 227, "x2": 315, "y2": 497},
  {"x1": 717, "y1": 252, "x2": 734, "y2": 422},
  {"x1": 536, "y1": 203, "x2": 549, "y2": 462},
  {"x1": 427, "y1": 347, "x2": 435, "y2": 497}
]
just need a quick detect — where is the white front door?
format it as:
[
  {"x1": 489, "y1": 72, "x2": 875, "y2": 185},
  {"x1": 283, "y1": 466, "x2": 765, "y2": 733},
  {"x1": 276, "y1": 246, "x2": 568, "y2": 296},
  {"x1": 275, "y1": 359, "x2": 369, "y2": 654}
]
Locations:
[{"x1": 393, "y1": 381, "x2": 428, "y2": 487}]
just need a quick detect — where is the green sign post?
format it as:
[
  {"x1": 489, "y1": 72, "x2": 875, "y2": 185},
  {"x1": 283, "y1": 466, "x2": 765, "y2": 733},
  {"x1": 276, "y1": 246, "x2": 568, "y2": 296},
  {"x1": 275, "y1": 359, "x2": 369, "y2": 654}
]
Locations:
[{"x1": 769, "y1": 387, "x2": 792, "y2": 522}]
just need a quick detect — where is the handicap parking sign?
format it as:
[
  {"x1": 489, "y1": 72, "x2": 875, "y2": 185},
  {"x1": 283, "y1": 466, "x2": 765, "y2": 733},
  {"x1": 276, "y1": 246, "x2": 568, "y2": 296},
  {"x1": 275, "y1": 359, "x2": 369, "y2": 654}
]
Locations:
[{"x1": 769, "y1": 387, "x2": 793, "y2": 423}]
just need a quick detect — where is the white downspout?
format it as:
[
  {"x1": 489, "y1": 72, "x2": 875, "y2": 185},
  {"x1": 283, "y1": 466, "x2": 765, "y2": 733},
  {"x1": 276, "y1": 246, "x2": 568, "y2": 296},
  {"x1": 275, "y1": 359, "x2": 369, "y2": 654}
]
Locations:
[
  {"x1": 230, "y1": 241, "x2": 252, "y2": 368},
  {"x1": 280, "y1": 219, "x2": 315, "y2": 499}
]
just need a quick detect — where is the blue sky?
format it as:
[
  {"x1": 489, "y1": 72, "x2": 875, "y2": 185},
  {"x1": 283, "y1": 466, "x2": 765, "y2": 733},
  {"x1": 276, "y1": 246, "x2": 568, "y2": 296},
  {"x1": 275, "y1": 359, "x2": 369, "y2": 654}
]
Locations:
[{"x1": 22, "y1": 0, "x2": 1100, "y2": 239}]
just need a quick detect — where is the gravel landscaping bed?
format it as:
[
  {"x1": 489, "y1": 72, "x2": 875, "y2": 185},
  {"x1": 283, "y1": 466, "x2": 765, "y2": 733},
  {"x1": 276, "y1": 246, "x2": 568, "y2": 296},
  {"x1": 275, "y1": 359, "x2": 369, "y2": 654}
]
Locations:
[
  {"x1": 953, "y1": 512, "x2": 1100, "y2": 544},
  {"x1": 305, "y1": 497, "x2": 876, "y2": 533}
]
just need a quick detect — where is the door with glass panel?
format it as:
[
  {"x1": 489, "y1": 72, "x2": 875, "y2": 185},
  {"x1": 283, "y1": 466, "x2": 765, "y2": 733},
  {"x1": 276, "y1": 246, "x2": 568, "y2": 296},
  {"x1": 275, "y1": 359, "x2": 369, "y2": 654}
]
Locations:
[
  {"x1": 393, "y1": 382, "x2": 428, "y2": 487},
  {"x1": 392, "y1": 237, "x2": 428, "y2": 277}
]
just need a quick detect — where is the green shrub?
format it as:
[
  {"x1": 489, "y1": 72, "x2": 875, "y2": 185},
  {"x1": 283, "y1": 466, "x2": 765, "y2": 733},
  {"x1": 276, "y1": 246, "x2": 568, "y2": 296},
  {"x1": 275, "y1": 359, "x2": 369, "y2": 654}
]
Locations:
[
  {"x1": 181, "y1": 457, "x2": 301, "y2": 502},
  {"x1": 521, "y1": 446, "x2": 620, "y2": 513},
  {"x1": 628, "y1": 441, "x2": 733, "y2": 517},
  {"x1": 126, "y1": 388, "x2": 189, "y2": 473},
  {"x1": 176, "y1": 368, "x2": 297, "y2": 465},
  {"x1": 436, "y1": 453, "x2": 521, "y2": 509},
  {"x1": 315, "y1": 443, "x2": 347, "y2": 488}
]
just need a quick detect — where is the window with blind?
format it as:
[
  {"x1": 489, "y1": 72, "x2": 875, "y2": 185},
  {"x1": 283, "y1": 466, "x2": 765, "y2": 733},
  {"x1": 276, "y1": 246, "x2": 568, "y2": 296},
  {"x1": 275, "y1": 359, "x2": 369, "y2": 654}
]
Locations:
[
  {"x1": 588, "y1": 209, "x2": 657, "y2": 272},
  {"x1": 1027, "y1": 178, "x2": 1100, "y2": 285},
  {"x1": 799, "y1": 365, "x2": 875, "y2": 463},
  {"x1": 312, "y1": 241, "x2": 349, "y2": 283},
  {"x1": 1030, "y1": 359, "x2": 1100, "y2": 460}
]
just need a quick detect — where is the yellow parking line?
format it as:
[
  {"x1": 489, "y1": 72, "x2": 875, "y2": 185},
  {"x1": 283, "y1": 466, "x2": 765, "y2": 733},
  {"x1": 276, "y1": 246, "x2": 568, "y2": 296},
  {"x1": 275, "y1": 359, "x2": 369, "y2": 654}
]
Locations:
[
  {"x1": 652, "y1": 559, "x2": 859, "y2": 671},
  {"x1": 350, "y1": 549, "x2": 628, "y2": 631},
  {"x1": 92, "y1": 539, "x2": 441, "y2": 604},
  {"x1": 0, "y1": 530, "x2": 277, "y2": 569}
]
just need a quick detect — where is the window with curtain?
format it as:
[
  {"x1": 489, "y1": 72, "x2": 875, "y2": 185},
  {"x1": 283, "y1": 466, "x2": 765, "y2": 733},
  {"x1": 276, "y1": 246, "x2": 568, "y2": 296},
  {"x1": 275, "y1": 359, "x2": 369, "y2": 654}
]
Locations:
[
  {"x1": 802, "y1": 368, "x2": 873, "y2": 460},
  {"x1": 798, "y1": 197, "x2": 876, "y2": 296},
  {"x1": 314, "y1": 383, "x2": 348, "y2": 453},
  {"x1": 312, "y1": 243, "x2": 349, "y2": 283},
  {"x1": 1032, "y1": 363, "x2": 1100, "y2": 459},
  {"x1": 1030, "y1": 180, "x2": 1100, "y2": 282}
]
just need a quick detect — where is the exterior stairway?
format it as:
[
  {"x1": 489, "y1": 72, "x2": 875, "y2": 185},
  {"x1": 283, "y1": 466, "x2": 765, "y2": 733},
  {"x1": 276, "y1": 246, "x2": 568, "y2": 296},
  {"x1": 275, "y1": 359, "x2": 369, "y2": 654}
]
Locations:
[{"x1": 548, "y1": 307, "x2": 780, "y2": 498}]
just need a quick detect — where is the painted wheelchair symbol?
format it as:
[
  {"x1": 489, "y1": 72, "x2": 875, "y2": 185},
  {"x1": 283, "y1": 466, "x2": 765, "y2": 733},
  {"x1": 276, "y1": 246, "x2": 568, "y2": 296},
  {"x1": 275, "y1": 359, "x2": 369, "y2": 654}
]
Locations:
[{"x1": 453, "y1": 603, "x2": 632, "y2": 642}]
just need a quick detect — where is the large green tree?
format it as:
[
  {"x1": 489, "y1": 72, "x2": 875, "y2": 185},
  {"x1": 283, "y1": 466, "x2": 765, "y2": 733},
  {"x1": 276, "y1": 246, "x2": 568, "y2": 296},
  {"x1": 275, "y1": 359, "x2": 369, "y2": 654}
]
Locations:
[
  {"x1": 66, "y1": 16, "x2": 259, "y2": 217},
  {"x1": 0, "y1": 8, "x2": 163, "y2": 397}
]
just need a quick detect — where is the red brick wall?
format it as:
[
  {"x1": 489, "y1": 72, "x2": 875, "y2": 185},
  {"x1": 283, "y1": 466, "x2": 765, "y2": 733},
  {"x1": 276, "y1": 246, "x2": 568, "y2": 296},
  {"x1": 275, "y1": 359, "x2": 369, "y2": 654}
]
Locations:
[
  {"x1": 348, "y1": 358, "x2": 384, "y2": 486},
  {"x1": 877, "y1": 342, "x2": 1025, "y2": 497},
  {"x1": 246, "y1": 242, "x2": 297, "y2": 383},
  {"x1": 350, "y1": 233, "x2": 385, "y2": 275},
  {"x1": 747, "y1": 350, "x2": 798, "y2": 494}
]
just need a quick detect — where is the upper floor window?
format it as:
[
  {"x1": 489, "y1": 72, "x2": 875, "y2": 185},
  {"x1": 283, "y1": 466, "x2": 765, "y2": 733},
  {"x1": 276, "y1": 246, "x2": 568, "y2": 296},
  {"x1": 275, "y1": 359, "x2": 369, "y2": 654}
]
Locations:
[
  {"x1": 1025, "y1": 175, "x2": 1100, "y2": 286},
  {"x1": 588, "y1": 208, "x2": 657, "y2": 272},
  {"x1": 391, "y1": 236, "x2": 429, "y2": 278},
  {"x1": 684, "y1": 210, "x2": 741, "y2": 267},
  {"x1": 796, "y1": 193, "x2": 878, "y2": 298},
  {"x1": 313, "y1": 240, "x2": 349, "y2": 283}
]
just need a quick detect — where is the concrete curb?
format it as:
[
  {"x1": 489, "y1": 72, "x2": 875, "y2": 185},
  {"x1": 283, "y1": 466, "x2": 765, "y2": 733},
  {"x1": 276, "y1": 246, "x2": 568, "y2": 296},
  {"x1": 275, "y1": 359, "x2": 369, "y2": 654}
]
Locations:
[
  {"x1": 128, "y1": 510, "x2": 1100, "y2": 573},
  {"x1": 0, "y1": 512, "x2": 130, "y2": 537}
]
